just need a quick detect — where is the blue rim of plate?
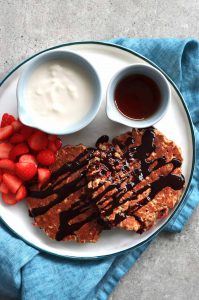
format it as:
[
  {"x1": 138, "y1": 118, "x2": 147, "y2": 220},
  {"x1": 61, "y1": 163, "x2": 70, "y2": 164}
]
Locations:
[{"x1": 0, "y1": 41, "x2": 196, "y2": 260}]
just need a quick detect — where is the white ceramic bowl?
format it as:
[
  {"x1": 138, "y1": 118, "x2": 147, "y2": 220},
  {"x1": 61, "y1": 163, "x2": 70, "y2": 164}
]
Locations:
[
  {"x1": 17, "y1": 50, "x2": 102, "y2": 135},
  {"x1": 106, "y1": 64, "x2": 171, "y2": 128}
]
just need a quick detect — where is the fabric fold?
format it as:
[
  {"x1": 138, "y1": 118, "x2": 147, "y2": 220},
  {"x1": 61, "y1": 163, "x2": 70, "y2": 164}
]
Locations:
[{"x1": 0, "y1": 222, "x2": 38, "y2": 299}]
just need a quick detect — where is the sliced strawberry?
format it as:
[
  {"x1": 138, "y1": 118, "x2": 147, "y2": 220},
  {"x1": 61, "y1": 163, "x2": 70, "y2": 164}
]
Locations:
[
  {"x1": 1, "y1": 113, "x2": 16, "y2": 127},
  {"x1": 19, "y1": 154, "x2": 37, "y2": 166},
  {"x1": 10, "y1": 133, "x2": 25, "y2": 144},
  {"x1": 20, "y1": 125, "x2": 34, "y2": 139},
  {"x1": 12, "y1": 120, "x2": 22, "y2": 132},
  {"x1": 28, "y1": 131, "x2": 48, "y2": 151},
  {"x1": 0, "y1": 125, "x2": 14, "y2": 141},
  {"x1": 48, "y1": 141, "x2": 58, "y2": 153},
  {"x1": 0, "y1": 174, "x2": 2, "y2": 183},
  {"x1": 0, "y1": 159, "x2": 15, "y2": 172},
  {"x1": 2, "y1": 173, "x2": 22, "y2": 194},
  {"x1": 15, "y1": 162, "x2": 37, "y2": 181},
  {"x1": 0, "y1": 143, "x2": 13, "y2": 159},
  {"x1": 2, "y1": 193, "x2": 17, "y2": 205},
  {"x1": 9, "y1": 143, "x2": 29, "y2": 161},
  {"x1": 48, "y1": 135, "x2": 57, "y2": 142},
  {"x1": 0, "y1": 182, "x2": 9, "y2": 193},
  {"x1": 48, "y1": 138, "x2": 62, "y2": 153},
  {"x1": 1, "y1": 170, "x2": 15, "y2": 176},
  {"x1": 38, "y1": 168, "x2": 51, "y2": 185},
  {"x1": 16, "y1": 185, "x2": 27, "y2": 202},
  {"x1": 37, "y1": 149, "x2": 55, "y2": 166},
  {"x1": 55, "y1": 138, "x2": 62, "y2": 150},
  {"x1": 1, "y1": 114, "x2": 9, "y2": 127}
]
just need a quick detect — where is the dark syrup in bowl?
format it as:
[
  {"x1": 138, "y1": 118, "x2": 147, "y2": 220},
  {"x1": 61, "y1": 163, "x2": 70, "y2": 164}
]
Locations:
[{"x1": 114, "y1": 74, "x2": 161, "y2": 120}]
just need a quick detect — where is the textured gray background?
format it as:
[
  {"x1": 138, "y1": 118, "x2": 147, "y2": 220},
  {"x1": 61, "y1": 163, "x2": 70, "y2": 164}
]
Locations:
[{"x1": 0, "y1": 1, "x2": 199, "y2": 300}]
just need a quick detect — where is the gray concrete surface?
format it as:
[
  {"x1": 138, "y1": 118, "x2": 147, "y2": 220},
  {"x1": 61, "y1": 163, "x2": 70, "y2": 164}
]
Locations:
[{"x1": 0, "y1": 1, "x2": 199, "y2": 299}]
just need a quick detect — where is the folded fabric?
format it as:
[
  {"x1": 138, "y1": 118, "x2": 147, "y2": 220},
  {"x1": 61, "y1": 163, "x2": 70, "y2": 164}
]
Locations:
[{"x1": 0, "y1": 38, "x2": 198, "y2": 300}]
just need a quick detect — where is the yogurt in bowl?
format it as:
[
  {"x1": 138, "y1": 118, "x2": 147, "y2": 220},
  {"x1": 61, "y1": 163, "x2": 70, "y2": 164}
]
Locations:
[{"x1": 17, "y1": 50, "x2": 102, "y2": 135}]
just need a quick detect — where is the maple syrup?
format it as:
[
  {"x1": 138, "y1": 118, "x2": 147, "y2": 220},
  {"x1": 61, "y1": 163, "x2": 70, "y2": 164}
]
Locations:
[{"x1": 114, "y1": 74, "x2": 161, "y2": 120}]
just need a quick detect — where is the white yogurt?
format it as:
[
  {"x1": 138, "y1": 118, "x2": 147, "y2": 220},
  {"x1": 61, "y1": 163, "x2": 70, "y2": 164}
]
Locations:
[{"x1": 26, "y1": 59, "x2": 94, "y2": 131}]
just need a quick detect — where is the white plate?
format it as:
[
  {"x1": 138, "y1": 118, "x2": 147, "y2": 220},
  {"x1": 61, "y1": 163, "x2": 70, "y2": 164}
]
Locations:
[{"x1": 0, "y1": 42, "x2": 195, "y2": 259}]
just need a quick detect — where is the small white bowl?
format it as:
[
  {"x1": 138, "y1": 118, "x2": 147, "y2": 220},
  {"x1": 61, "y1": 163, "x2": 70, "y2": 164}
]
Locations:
[
  {"x1": 17, "y1": 50, "x2": 102, "y2": 135},
  {"x1": 106, "y1": 64, "x2": 171, "y2": 128}
]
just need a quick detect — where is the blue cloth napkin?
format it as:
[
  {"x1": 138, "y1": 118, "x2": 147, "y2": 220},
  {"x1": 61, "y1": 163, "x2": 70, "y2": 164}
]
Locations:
[{"x1": 0, "y1": 38, "x2": 198, "y2": 300}]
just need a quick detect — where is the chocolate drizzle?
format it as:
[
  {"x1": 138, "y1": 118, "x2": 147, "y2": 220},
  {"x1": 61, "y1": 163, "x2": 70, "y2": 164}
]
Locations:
[
  {"x1": 55, "y1": 194, "x2": 97, "y2": 241},
  {"x1": 29, "y1": 147, "x2": 98, "y2": 241},
  {"x1": 51, "y1": 149, "x2": 93, "y2": 181},
  {"x1": 30, "y1": 172, "x2": 86, "y2": 216},
  {"x1": 91, "y1": 127, "x2": 185, "y2": 231},
  {"x1": 96, "y1": 135, "x2": 109, "y2": 147}
]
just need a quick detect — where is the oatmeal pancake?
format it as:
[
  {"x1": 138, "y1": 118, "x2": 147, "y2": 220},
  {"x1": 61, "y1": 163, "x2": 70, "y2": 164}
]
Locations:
[
  {"x1": 88, "y1": 128, "x2": 185, "y2": 233},
  {"x1": 27, "y1": 145, "x2": 103, "y2": 243}
]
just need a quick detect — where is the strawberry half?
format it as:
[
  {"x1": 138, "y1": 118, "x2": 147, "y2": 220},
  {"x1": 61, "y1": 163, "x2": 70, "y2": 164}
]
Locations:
[
  {"x1": 0, "y1": 182, "x2": 9, "y2": 194},
  {"x1": 0, "y1": 159, "x2": 15, "y2": 172},
  {"x1": 2, "y1": 173, "x2": 22, "y2": 194},
  {"x1": 19, "y1": 154, "x2": 37, "y2": 166},
  {"x1": 0, "y1": 143, "x2": 13, "y2": 159},
  {"x1": 55, "y1": 138, "x2": 62, "y2": 150},
  {"x1": 10, "y1": 133, "x2": 25, "y2": 144},
  {"x1": 16, "y1": 185, "x2": 27, "y2": 202},
  {"x1": 0, "y1": 125, "x2": 14, "y2": 141},
  {"x1": 2, "y1": 193, "x2": 17, "y2": 205},
  {"x1": 12, "y1": 120, "x2": 22, "y2": 132},
  {"x1": 1, "y1": 113, "x2": 16, "y2": 127},
  {"x1": 20, "y1": 125, "x2": 34, "y2": 139},
  {"x1": 15, "y1": 162, "x2": 37, "y2": 181},
  {"x1": 48, "y1": 135, "x2": 57, "y2": 142},
  {"x1": 48, "y1": 141, "x2": 58, "y2": 153},
  {"x1": 48, "y1": 138, "x2": 62, "y2": 153},
  {"x1": 28, "y1": 131, "x2": 48, "y2": 151},
  {"x1": 37, "y1": 149, "x2": 55, "y2": 166},
  {"x1": 9, "y1": 143, "x2": 29, "y2": 161},
  {"x1": 38, "y1": 168, "x2": 51, "y2": 185}
]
